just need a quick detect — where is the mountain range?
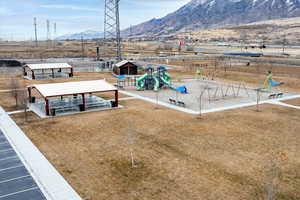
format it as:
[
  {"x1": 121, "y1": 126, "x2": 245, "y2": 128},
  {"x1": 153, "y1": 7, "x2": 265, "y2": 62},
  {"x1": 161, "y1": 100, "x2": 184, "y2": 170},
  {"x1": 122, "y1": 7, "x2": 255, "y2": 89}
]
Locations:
[
  {"x1": 57, "y1": 0, "x2": 300, "y2": 39},
  {"x1": 56, "y1": 30, "x2": 103, "y2": 40}
]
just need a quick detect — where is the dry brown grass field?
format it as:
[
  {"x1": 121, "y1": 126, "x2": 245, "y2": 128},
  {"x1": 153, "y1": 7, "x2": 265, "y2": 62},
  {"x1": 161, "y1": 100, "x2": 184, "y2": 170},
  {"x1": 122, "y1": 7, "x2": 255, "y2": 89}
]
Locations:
[
  {"x1": 284, "y1": 98, "x2": 300, "y2": 107},
  {"x1": 0, "y1": 58, "x2": 299, "y2": 200},
  {"x1": 158, "y1": 59, "x2": 300, "y2": 93},
  {"x1": 12, "y1": 99, "x2": 300, "y2": 200}
]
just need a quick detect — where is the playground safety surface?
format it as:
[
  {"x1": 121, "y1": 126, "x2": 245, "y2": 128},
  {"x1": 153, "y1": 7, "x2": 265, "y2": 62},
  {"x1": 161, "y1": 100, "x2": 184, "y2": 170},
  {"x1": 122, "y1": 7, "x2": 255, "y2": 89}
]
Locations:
[{"x1": 125, "y1": 79, "x2": 299, "y2": 112}]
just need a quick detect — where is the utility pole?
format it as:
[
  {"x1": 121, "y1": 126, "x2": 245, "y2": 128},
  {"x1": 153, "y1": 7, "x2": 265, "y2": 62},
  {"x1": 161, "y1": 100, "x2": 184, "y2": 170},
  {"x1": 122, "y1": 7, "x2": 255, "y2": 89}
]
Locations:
[
  {"x1": 104, "y1": 0, "x2": 122, "y2": 61},
  {"x1": 34, "y1": 17, "x2": 38, "y2": 47},
  {"x1": 81, "y1": 35, "x2": 85, "y2": 59},
  {"x1": 46, "y1": 20, "x2": 51, "y2": 48},
  {"x1": 282, "y1": 34, "x2": 287, "y2": 55},
  {"x1": 53, "y1": 22, "x2": 57, "y2": 48}
]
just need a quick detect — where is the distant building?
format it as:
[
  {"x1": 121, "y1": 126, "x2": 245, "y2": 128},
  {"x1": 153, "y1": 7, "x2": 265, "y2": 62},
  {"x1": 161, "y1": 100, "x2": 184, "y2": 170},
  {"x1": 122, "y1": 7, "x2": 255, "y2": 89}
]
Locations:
[
  {"x1": 23, "y1": 63, "x2": 74, "y2": 80},
  {"x1": 113, "y1": 60, "x2": 138, "y2": 75},
  {"x1": 0, "y1": 60, "x2": 22, "y2": 67}
]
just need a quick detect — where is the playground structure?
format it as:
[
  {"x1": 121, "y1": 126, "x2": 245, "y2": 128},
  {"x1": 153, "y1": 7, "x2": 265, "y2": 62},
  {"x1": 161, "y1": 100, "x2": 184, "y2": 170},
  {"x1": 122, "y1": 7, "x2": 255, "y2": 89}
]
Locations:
[
  {"x1": 126, "y1": 78, "x2": 297, "y2": 112},
  {"x1": 136, "y1": 66, "x2": 173, "y2": 91},
  {"x1": 263, "y1": 72, "x2": 285, "y2": 91},
  {"x1": 200, "y1": 81, "x2": 250, "y2": 103},
  {"x1": 254, "y1": 71, "x2": 286, "y2": 96},
  {"x1": 136, "y1": 66, "x2": 187, "y2": 93}
]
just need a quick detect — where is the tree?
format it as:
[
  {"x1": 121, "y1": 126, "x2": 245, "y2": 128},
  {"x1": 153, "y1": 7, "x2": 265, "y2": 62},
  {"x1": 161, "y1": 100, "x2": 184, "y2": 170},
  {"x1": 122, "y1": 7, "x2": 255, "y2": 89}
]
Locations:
[
  {"x1": 155, "y1": 90, "x2": 160, "y2": 109},
  {"x1": 265, "y1": 159, "x2": 280, "y2": 200},
  {"x1": 17, "y1": 89, "x2": 29, "y2": 122},
  {"x1": 282, "y1": 34, "x2": 287, "y2": 55},
  {"x1": 256, "y1": 89, "x2": 261, "y2": 112},
  {"x1": 9, "y1": 77, "x2": 20, "y2": 107},
  {"x1": 197, "y1": 90, "x2": 205, "y2": 119},
  {"x1": 126, "y1": 128, "x2": 138, "y2": 168}
]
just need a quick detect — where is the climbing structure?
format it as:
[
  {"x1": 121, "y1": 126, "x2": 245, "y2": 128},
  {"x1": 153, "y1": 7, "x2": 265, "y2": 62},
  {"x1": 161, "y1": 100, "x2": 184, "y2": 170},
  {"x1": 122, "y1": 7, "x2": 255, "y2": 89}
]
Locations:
[{"x1": 136, "y1": 66, "x2": 187, "y2": 93}]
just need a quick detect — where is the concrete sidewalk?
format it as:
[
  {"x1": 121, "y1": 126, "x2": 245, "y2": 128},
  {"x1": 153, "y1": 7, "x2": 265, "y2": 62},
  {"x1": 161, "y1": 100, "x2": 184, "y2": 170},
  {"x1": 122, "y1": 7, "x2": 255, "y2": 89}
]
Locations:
[
  {"x1": 120, "y1": 90, "x2": 300, "y2": 115},
  {"x1": 269, "y1": 101, "x2": 300, "y2": 110},
  {"x1": 0, "y1": 107, "x2": 82, "y2": 200}
]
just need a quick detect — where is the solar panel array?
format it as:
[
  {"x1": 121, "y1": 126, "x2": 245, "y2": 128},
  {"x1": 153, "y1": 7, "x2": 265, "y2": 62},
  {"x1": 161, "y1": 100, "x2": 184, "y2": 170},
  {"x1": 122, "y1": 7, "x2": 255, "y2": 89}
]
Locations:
[{"x1": 0, "y1": 130, "x2": 47, "y2": 200}]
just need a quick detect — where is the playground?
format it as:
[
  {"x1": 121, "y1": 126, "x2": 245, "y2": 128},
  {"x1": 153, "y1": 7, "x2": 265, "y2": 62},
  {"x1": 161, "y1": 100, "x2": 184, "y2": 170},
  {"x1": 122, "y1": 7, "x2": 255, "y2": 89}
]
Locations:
[
  {"x1": 126, "y1": 78, "x2": 297, "y2": 112},
  {"x1": 116, "y1": 65, "x2": 299, "y2": 113}
]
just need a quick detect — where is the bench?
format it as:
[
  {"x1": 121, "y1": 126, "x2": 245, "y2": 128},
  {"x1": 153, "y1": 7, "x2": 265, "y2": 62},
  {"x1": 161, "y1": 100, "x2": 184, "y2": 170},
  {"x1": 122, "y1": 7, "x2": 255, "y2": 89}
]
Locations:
[
  {"x1": 86, "y1": 102, "x2": 110, "y2": 109},
  {"x1": 276, "y1": 93, "x2": 284, "y2": 98},
  {"x1": 269, "y1": 93, "x2": 284, "y2": 99},
  {"x1": 177, "y1": 101, "x2": 186, "y2": 107},
  {"x1": 169, "y1": 98, "x2": 177, "y2": 104},
  {"x1": 268, "y1": 94, "x2": 276, "y2": 99}
]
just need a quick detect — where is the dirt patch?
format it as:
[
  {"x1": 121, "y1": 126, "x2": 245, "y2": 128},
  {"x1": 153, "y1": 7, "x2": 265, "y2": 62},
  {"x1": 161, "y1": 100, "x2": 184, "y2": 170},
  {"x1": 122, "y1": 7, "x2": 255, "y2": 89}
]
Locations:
[{"x1": 11, "y1": 100, "x2": 300, "y2": 200}]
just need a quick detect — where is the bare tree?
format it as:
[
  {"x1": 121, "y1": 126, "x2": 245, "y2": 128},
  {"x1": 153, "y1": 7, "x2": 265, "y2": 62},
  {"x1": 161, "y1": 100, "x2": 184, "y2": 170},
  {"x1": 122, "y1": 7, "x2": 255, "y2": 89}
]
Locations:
[
  {"x1": 17, "y1": 89, "x2": 29, "y2": 122},
  {"x1": 197, "y1": 90, "x2": 206, "y2": 119},
  {"x1": 282, "y1": 34, "x2": 287, "y2": 55},
  {"x1": 126, "y1": 128, "x2": 138, "y2": 168},
  {"x1": 240, "y1": 31, "x2": 248, "y2": 51},
  {"x1": 155, "y1": 90, "x2": 160, "y2": 109},
  {"x1": 9, "y1": 77, "x2": 20, "y2": 107},
  {"x1": 256, "y1": 89, "x2": 261, "y2": 112},
  {"x1": 265, "y1": 159, "x2": 280, "y2": 200}
]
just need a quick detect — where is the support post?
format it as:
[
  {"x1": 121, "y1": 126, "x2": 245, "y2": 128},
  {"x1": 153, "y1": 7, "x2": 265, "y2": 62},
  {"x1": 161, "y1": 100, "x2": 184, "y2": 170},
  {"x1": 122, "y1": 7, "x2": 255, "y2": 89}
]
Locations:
[
  {"x1": 82, "y1": 94, "x2": 86, "y2": 111},
  {"x1": 115, "y1": 90, "x2": 119, "y2": 107},
  {"x1": 23, "y1": 66, "x2": 26, "y2": 76},
  {"x1": 32, "y1": 70, "x2": 35, "y2": 80},
  {"x1": 70, "y1": 67, "x2": 74, "y2": 77},
  {"x1": 28, "y1": 87, "x2": 32, "y2": 102},
  {"x1": 96, "y1": 47, "x2": 100, "y2": 61},
  {"x1": 45, "y1": 98, "x2": 50, "y2": 116},
  {"x1": 51, "y1": 69, "x2": 54, "y2": 78}
]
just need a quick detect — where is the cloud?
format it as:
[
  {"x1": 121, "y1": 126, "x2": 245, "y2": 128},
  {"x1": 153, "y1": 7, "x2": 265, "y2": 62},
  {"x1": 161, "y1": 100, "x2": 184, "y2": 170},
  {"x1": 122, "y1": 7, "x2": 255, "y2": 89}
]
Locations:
[{"x1": 40, "y1": 4, "x2": 101, "y2": 12}]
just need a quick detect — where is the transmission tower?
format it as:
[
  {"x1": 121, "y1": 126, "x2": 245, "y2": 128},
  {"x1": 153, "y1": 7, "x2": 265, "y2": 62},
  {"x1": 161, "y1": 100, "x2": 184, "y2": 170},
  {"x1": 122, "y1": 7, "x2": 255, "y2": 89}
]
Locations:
[
  {"x1": 104, "y1": 0, "x2": 122, "y2": 61},
  {"x1": 33, "y1": 17, "x2": 38, "y2": 47}
]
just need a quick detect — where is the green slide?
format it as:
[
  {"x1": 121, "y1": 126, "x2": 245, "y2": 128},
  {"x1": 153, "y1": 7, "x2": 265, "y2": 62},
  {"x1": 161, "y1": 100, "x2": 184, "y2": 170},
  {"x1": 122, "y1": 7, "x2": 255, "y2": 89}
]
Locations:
[
  {"x1": 153, "y1": 76, "x2": 160, "y2": 91},
  {"x1": 136, "y1": 73, "x2": 148, "y2": 90}
]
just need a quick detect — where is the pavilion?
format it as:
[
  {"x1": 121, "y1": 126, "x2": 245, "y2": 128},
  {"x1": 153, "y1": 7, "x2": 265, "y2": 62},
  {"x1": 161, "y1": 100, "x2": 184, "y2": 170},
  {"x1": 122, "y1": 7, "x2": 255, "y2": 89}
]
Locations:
[
  {"x1": 28, "y1": 80, "x2": 119, "y2": 117},
  {"x1": 23, "y1": 63, "x2": 74, "y2": 80}
]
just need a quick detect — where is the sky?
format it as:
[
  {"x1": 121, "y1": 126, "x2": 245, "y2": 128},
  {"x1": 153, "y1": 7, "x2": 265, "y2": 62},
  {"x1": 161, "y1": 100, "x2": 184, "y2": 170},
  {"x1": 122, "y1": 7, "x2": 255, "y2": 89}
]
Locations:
[{"x1": 0, "y1": 0, "x2": 191, "y2": 41}]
